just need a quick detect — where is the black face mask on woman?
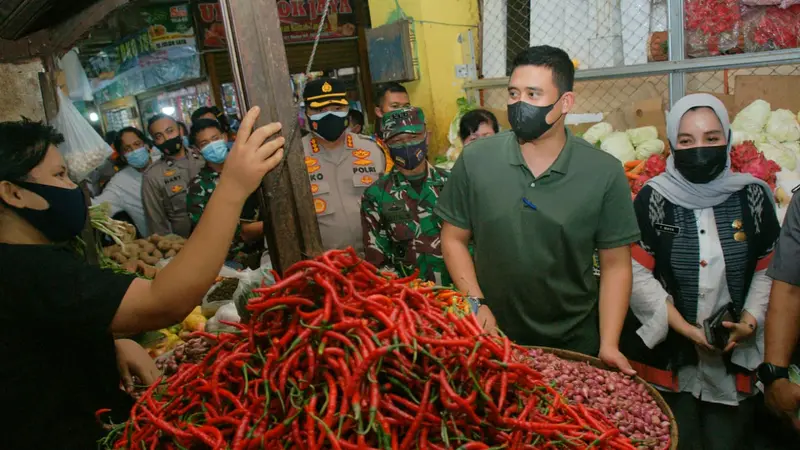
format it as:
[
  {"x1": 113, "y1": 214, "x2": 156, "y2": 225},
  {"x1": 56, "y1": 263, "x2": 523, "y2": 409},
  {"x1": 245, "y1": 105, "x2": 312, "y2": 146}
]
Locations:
[
  {"x1": 672, "y1": 144, "x2": 729, "y2": 184},
  {"x1": 507, "y1": 96, "x2": 563, "y2": 142},
  {"x1": 6, "y1": 181, "x2": 87, "y2": 242}
]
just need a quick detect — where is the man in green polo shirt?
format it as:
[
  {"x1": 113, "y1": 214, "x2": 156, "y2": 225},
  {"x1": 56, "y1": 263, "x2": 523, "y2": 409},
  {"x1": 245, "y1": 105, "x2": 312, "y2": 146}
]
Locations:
[{"x1": 435, "y1": 45, "x2": 640, "y2": 374}]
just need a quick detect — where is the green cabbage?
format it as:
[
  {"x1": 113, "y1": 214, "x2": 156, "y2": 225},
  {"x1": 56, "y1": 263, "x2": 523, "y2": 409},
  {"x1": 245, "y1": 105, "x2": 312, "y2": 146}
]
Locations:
[
  {"x1": 600, "y1": 132, "x2": 636, "y2": 162},
  {"x1": 731, "y1": 130, "x2": 764, "y2": 146},
  {"x1": 582, "y1": 122, "x2": 613, "y2": 146},
  {"x1": 732, "y1": 99, "x2": 771, "y2": 134},
  {"x1": 634, "y1": 139, "x2": 665, "y2": 160},
  {"x1": 757, "y1": 141, "x2": 797, "y2": 171},
  {"x1": 765, "y1": 109, "x2": 800, "y2": 142},
  {"x1": 626, "y1": 126, "x2": 659, "y2": 146}
]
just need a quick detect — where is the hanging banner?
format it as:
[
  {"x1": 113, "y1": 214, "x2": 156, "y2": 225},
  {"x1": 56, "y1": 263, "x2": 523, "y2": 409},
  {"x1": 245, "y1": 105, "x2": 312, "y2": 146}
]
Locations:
[
  {"x1": 195, "y1": 1, "x2": 227, "y2": 50},
  {"x1": 141, "y1": 3, "x2": 196, "y2": 50},
  {"x1": 277, "y1": 0, "x2": 357, "y2": 43}
]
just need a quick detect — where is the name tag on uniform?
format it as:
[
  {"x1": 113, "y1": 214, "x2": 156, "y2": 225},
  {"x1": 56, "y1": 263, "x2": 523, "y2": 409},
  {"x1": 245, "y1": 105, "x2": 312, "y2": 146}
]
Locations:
[
  {"x1": 383, "y1": 200, "x2": 412, "y2": 223},
  {"x1": 654, "y1": 223, "x2": 680, "y2": 235}
]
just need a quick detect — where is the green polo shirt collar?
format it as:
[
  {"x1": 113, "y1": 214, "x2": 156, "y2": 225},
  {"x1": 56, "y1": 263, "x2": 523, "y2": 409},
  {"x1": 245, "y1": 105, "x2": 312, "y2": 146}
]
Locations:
[{"x1": 504, "y1": 128, "x2": 575, "y2": 177}]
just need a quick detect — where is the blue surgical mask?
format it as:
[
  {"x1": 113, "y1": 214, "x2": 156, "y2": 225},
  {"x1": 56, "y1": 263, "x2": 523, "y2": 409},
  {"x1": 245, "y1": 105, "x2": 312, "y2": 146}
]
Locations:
[
  {"x1": 182, "y1": 136, "x2": 191, "y2": 149},
  {"x1": 125, "y1": 146, "x2": 151, "y2": 169},
  {"x1": 201, "y1": 140, "x2": 229, "y2": 164}
]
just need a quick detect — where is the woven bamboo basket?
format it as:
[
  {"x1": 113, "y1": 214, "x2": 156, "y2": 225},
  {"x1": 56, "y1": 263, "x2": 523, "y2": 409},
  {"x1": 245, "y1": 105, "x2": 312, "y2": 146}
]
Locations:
[{"x1": 527, "y1": 346, "x2": 678, "y2": 450}]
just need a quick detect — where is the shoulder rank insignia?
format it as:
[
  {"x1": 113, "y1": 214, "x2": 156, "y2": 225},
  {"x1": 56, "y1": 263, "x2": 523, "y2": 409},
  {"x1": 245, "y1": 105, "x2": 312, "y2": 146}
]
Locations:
[{"x1": 310, "y1": 138, "x2": 321, "y2": 154}]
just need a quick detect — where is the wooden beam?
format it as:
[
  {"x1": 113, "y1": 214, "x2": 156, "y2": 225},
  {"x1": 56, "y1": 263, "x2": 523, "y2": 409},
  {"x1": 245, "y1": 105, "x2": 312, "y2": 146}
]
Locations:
[
  {"x1": 48, "y1": 0, "x2": 130, "y2": 55},
  {"x1": 0, "y1": 28, "x2": 50, "y2": 63},
  {"x1": 221, "y1": 0, "x2": 323, "y2": 273},
  {"x1": 38, "y1": 54, "x2": 58, "y2": 122}
]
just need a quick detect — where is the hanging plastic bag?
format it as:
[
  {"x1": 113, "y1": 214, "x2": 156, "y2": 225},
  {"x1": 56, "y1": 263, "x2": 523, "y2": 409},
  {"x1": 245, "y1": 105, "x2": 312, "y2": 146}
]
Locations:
[{"x1": 51, "y1": 88, "x2": 112, "y2": 182}]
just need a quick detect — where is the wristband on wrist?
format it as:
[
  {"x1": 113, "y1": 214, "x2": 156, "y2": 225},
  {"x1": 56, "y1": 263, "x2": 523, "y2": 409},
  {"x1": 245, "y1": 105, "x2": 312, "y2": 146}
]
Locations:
[{"x1": 466, "y1": 296, "x2": 482, "y2": 315}]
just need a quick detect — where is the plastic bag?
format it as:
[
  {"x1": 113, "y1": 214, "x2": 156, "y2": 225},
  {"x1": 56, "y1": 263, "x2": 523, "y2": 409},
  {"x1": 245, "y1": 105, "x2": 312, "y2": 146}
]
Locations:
[
  {"x1": 51, "y1": 88, "x2": 112, "y2": 182},
  {"x1": 684, "y1": 0, "x2": 742, "y2": 57},
  {"x1": 743, "y1": 5, "x2": 800, "y2": 53},
  {"x1": 201, "y1": 265, "x2": 274, "y2": 317}
]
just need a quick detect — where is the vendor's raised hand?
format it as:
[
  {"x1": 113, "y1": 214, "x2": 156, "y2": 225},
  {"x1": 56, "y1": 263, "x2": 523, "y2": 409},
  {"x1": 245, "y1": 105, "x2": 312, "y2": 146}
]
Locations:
[
  {"x1": 599, "y1": 345, "x2": 637, "y2": 376},
  {"x1": 722, "y1": 311, "x2": 757, "y2": 353},
  {"x1": 115, "y1": 339, "x2": 161, "y2": 392},
  {"x1": 218, "y1": 106, "x2": 285, "y2": 200},
  {"x1": 765, "y1": 378, "x2": 800, "y2": 432}
]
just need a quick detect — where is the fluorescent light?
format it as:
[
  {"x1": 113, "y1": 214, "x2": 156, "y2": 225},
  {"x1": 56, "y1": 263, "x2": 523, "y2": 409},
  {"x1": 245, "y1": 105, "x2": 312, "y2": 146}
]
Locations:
[
  {"x1": 89, "y1": 112, "x2": 99, "y2": 122},
  {"x1": 161, "y1": 106, "x2": 176, "y2": 116}
]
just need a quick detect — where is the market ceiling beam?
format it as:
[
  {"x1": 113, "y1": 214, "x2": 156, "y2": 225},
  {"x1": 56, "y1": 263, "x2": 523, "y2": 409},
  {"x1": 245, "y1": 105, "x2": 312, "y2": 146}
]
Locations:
[
  {"x1": 220, "y1": 0, "x2": 323, "y2": 273},
  {"x1": 0, "y1": 0, "x2": 128, "y2": 63},
  {"x1": 48, "y1": 0, "x2": 130, "y2": 56}
]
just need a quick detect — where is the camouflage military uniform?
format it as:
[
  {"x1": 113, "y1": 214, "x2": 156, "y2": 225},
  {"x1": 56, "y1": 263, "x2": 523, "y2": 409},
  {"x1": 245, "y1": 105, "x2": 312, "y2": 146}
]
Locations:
[
  {"x1": 360, "y1": 163, "x2": 452, "y2": 285},
  {"x1": 186, "y1": 166, "x2": 262, "y2": 267}
]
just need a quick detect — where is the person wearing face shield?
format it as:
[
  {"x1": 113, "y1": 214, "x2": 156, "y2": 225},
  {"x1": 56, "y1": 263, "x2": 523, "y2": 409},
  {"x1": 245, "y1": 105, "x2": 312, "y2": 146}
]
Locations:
[
  {"x1": 0, "y1": 110, "x2": 284, "y2": 449},
  {"x1": 435, "y1": 46, "x2": 640, "y2": 373},
  {"x1": 302, "y1": 77, "x2": 392, "y2": 253},
  {"x1": 622, "y1": 94, "x2": 780, "y2": 450},
  {"x1": 360, "y1": 107, "x2": 456, "y2": 287},
  {"x1": 92, "y1": 127, "x2": 155, "y2": 236},
  {"x1": 187, "y1": 119, "x2": 264, "y2": 269},
  {"x1": 142, "y1": 114, "x2": 206, "y2": 238}
]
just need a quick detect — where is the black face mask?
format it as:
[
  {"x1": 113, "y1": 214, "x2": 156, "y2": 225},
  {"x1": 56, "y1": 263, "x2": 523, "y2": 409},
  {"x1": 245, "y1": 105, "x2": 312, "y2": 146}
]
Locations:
[
  {"x1": 309, "y1": 111, "x2": 349, "y2": 142},
  {"x1": 7, "y1": 181, "x2": 87, "y2": 242},
  {"x1": 160, "y1": 136, "x2": 184, "y2": 156},
  {"x1": 507, "y1": 97, "x2": 562, "y2": 142},
  {"x1": 673, "y1": 145, "x2": 729, "y2": 184}
]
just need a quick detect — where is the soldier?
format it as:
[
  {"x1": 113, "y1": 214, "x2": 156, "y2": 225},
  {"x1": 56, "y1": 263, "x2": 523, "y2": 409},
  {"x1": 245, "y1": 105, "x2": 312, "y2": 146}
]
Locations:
[
  {"x1": 302, "y1": 77, "x2": 392, "y2": 253},
  {"x1": 142, "y1": 114, "x2": 205, "y2": 238},
  {"x1": 360, "y1": 107, "x2": 452, "y2": 285},
  {"x1": 186, "y1": 119, "x2": 263, "y2": 269}
]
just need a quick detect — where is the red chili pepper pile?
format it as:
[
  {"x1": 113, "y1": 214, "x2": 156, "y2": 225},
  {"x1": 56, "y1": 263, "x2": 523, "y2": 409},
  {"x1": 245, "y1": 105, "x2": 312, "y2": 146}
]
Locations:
[{"x1": 102, "y1": 249, "x2": 653, "y2": 449}]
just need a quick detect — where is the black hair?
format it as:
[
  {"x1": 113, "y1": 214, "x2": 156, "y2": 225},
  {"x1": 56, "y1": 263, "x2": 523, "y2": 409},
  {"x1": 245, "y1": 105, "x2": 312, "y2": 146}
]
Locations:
[
  {"x1": 104, "y1": 130, "x2": 119, "y2": 147},
  {"x1": 147, "y1": 113, "x2": 177, "y2": 137},
  {"x1": 348, "y1": 109, "x2": 365, "y2": 127},
  {"x1": 178, "y1": 122, "x2": 189, "y2": 136},
  {"x1": 374, "y1": 82, "x2": 408, "y2": 105},
  {"x1": 458, "y1": 109, "x2": 500, "y2": 142},
  {"x1": 190, "y1": 118, "x2": 224, "y2": 147},
  {"x1": 0, "y1": 119, "x2": 65, "y2": 182},
  {"x1": 192, "y1": 106, "x2": 231, "y2": 133},
  {"x1": 511, "y1": 45, "x2": 575, "y2": 95},
  {"x1": 114, "y1": 127, "x2": 151, "y2": 155}
]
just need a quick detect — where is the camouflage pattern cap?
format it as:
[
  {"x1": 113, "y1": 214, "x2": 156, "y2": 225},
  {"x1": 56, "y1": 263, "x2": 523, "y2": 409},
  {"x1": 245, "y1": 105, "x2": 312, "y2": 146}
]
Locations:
[{"x1": 380, "y1": 107, "x2": 426, "y2": 142}]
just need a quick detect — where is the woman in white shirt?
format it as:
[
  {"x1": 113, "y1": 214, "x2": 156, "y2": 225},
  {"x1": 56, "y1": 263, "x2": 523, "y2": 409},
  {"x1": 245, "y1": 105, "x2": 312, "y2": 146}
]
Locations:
[
  {"x1": 93, "y1": 127, "x2": 156, "y2": 236},
  {"x1": 623, "y1": 94, "x2": 780, "y2": 450}
]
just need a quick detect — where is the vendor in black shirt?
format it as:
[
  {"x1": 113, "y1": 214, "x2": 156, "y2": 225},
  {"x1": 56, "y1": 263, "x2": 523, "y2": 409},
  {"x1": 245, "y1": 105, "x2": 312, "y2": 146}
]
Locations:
[{"x1": 0, "y1": 107, "x2": 285, "y2": 450}]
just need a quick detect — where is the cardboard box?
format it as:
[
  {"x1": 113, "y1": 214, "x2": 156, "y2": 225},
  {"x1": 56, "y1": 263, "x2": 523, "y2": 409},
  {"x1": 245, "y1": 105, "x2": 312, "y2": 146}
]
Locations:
[{"x1": 734, "y1": 76, "x2": 800, "y2": 115}]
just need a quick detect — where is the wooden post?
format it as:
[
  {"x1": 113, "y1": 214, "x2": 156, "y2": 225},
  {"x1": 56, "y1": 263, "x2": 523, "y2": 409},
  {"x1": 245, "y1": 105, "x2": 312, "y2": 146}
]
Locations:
[{"x1": 220, "y1": 0, "x2": 323, "y2": 273}]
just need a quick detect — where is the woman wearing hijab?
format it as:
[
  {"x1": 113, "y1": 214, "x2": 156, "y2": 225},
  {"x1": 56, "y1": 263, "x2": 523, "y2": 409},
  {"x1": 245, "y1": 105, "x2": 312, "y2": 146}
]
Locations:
[{"x1": 623, "y1": 94, "x2": 780, "y2": 450}]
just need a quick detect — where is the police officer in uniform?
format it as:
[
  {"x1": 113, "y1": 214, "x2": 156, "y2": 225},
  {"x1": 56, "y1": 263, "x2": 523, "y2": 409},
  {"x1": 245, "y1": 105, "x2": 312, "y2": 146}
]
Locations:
[
  {"x1": 142, "y1": 114, "x2": 205, "y2": 238},
  {"x1": 302, "y1": 77, "x2": 392, "y2": 253}
]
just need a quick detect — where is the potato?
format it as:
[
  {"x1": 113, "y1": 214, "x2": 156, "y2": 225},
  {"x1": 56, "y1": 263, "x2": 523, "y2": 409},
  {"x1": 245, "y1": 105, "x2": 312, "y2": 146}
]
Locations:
[
  {"x1": 140, "y1": 255, "x2": 159, "y2": 266},
  {"x1": 134, "y1": 239, "x2": 150, "y2": 247},
  {"x1": 112, "y1": 253, "x2": 128, "y2": 264},
  {"x1": 165, "y1": 249, "x2": 177, "y2": 258},
  {"x1": 102, "y1": 245, "x2": 120, "y2": 257},
  {"x1": 149, "y1": 234, "x2": 162, "y2": 243},
  {"x1": 151, "y1": 249, "x2": 163, "y2": 259},
  {"x1": 171, "y1": 243, "x2": 184, "y2": 252},
  {"x1": 157, "y1": 240, "x2": 173, "y2": 251},
  {"x1": 122, "y1": 260, "x2": 138, "y2": 273},
  {"x1": 140, "y1": 242, "x2": 156, "y2": 254},
  {"x1": 142, "y1": 265, "x2": 158, "y2": 279}
]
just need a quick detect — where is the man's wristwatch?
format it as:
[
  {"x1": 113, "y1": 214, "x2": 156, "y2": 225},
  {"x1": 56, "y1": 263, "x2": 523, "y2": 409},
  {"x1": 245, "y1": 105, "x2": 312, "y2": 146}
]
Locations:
[
  {"x1": 757, "y1": 363, "x2": 790, "y2": 387},
  {"x1": 466, "y1": 296, "x2": 483, "y2": 315}
]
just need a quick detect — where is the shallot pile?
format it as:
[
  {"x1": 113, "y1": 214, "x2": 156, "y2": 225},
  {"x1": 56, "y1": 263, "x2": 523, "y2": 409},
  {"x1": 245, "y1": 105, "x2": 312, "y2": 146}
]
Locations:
[
  {"x1": 101, "y1": 249, "x2": 670, "y2": 449},
  {"x1": 527, "y1": 349, "x2": 671, "y2": 448}
]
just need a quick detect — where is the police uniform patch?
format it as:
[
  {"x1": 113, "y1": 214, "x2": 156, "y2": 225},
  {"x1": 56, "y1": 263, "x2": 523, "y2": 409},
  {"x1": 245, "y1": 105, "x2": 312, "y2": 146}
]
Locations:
[
  {"x1": 314, "y1": 198, "x2": 327, "y2": 214},
  {"x1": 307, "y1": 164, "x2": 321, "y2": 174},
  {"x1": 353, "y1": 159, "x2": 373, "y2": 166},
  {"x1": 361, "y1": 175, "x2": 374, "y2": 185},
  {"x1": 164, "y1": 169, "x2": 177, "y2": 177},
  {"x1": 310, "y1": 139, "x2": 321, "y2": 154},
  {"x1": 346, "y1": 135, "x2": 354, "y2": 149},
  {"x1": 310, "y1": 184, "x2": 320, "y2": 194},
  {"x1": 305, "y1": 156, "x2": 319, "y2": 167},
  {"x1": 322, "y1": 82, "x2": 332, "y2": 93},
  {"x1": 171, "y1": 185, "x2": 184, "y2": 194},
  {"x1": 352, "y1": 149, "x2": 371, "y2": 159}
]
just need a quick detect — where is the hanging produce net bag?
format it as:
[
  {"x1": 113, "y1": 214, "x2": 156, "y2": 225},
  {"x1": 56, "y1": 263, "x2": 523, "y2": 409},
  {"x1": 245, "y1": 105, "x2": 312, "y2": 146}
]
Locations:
[{"x1": 51, "y1": 88, "x2": 112, "y2": 182}]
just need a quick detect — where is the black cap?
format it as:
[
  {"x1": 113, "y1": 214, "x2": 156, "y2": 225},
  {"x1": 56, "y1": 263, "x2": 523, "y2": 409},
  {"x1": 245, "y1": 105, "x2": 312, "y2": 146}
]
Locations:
[{"x1": 303, "y1": 77, "x2": 349, "y2": 108}]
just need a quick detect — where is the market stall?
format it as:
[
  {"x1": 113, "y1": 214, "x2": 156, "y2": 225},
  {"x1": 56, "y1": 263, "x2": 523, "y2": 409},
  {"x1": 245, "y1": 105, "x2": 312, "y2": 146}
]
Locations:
[{"x1": 97, "y1": 249, "x2": 677, "y2": 450}]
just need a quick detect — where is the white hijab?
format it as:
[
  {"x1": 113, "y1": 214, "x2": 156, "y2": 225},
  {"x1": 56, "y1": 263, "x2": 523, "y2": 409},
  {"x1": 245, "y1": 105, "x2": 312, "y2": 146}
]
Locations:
[{"x1": 646, "y1": 94, "x2": 772, "y2": 210}]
